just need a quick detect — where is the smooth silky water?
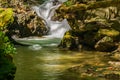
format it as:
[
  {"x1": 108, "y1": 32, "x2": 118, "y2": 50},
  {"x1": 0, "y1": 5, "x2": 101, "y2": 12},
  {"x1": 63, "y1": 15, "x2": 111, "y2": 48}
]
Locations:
[{"x1": 13, "y1": 44, "x2": 110, "y2": 80}]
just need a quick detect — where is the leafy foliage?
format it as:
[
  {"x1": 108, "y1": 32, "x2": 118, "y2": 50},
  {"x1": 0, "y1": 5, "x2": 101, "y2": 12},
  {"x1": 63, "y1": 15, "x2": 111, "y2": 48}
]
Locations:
[
  {"x1": 0, "y1": 31, "x2": 16, "y2": 56},
  {"x1": 0, "y1": 8, "x2": 15, "y2": 56},
  {"x1": 0, "y1": 8, "x2": 16, "y2": 80}
]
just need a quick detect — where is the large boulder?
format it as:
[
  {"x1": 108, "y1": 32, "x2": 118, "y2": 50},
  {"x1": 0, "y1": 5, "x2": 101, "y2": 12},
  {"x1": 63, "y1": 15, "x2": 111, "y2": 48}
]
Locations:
[
  {"x1": 0, "y1": 0, "x2": 47, "y2": 38},
  {"x1": 55, "y1": 0, "x2": 120, "y2": 52}
]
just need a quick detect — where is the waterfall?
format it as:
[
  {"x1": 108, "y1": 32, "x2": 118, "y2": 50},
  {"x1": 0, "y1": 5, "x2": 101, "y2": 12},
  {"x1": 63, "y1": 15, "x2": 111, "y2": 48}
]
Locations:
[
  {"x1": 33, "y1": 0, "x2": 71, "y2": 38},
  {"x1": 12, "y1": 0, "x2": 70, "y2": 46}
]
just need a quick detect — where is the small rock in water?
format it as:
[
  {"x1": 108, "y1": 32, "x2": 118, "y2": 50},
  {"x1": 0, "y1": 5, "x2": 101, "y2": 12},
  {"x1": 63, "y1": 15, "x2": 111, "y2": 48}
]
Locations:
[{"x1": 29, "y1": 44, "x2": 42, "y2": 50}]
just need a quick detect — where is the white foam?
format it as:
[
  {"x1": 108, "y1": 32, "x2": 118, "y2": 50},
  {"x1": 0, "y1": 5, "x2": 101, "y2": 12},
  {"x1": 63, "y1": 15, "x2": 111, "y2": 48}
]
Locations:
[
  {"x1": 29, "y1": 44, "x2": 42, "y2": 50},
  {"x1": 32, "y1": 0, "x2": 71, "y2": 38}
]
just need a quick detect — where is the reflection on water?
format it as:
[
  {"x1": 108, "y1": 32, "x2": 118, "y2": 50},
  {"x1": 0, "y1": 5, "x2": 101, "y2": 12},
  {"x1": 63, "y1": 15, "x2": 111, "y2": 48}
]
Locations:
[{"x1": 14, "y1": 45, "x2": 111, "y2": 80}]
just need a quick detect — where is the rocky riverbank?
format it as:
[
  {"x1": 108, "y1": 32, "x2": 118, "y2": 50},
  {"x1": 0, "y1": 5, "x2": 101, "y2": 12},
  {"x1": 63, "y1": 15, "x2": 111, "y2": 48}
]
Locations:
[
  {"x1": 54, "y1": 1, "x2": 120, "y2": 79},
  {"x1": 55, "y1": 0, "x2": 120, "y2": 53}
]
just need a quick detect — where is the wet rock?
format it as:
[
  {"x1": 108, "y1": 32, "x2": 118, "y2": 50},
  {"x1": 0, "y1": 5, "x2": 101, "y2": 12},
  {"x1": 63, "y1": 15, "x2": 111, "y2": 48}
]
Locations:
[
  {"x1": 0, "y1": 0, "x2": 47, "y2": 38},
  {"x1": 11, "y1": 10, "x2": 47, "y2": 37},
  {"x1": 54, "y1": 0, "x2": 120, "y2": 52},
  {"x1": 58, "y1": 31, "x2": 79, "y2": 50},
  {"x1": 95, "y1": 36, "x2": 118, "y2": 52}
]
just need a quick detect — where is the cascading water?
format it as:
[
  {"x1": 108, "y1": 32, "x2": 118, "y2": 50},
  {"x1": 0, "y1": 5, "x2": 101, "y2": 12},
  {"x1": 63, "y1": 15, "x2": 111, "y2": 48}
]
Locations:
[
  {"x1": 33, "y1": 0, "x2": 71, "y2": 38},
  {"x1": 12, "y1": 0, "x2": 70, "y2": 48}
]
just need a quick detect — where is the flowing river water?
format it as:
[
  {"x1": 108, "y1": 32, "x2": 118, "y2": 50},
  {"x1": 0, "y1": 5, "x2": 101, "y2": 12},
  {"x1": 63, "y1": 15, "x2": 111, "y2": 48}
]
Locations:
[{"x1": 13, "y1": 44, "x2": 115, "y2": 80}]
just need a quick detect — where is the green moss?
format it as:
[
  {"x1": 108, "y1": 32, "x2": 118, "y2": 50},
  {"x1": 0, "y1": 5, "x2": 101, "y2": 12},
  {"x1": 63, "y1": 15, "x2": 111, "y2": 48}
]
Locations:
[
  {"x1": 59, "y1": 31, "x2": 79, "y2": 50},
  {"x1": 0, "y1": 31, "x2": 16, "y2": 55},
  {"x1": 0, "y1": 8, "x2": 14, "y2": 30},
  {"x1": 61, "y1": 32, "x2": 73, "y2": 48},
  {"x1": 98, "y1": 29, "x2": 120, "y2": 37},
  {"x1": 64, "y1": 1, "x2": 73, "y2": 6},
  {"x1": 64, "y1": 31, "x2": 72, "y2": 38}
]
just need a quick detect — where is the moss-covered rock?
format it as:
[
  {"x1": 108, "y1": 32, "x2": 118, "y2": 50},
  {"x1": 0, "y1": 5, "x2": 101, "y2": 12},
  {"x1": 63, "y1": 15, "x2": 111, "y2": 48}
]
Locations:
[
  {"x1": 58, "y1": 31, "x2": 79, "y2": 50},
  {"x1": 10, "y1": 10, "x2": 47, "y2": 37},
  {"x1": 0, "y1": 8, "x2": 14, "y2": 30},
  {"x1": 98, "y1": 29, "x2": 120, "y2": 37},
  {"x1": 95, "y1": 36, "x2": 117, "y2": 52},
  {"x1": 0, "y1": 0, "x2": 47, "y2": 38},
  {"x1": 55, "y1": 0, "x2": 120, "y2": 52}
]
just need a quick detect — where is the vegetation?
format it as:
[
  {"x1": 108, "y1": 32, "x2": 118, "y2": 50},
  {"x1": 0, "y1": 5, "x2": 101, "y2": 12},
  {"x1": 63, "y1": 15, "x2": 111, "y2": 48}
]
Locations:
[
  {"x1": 1, "y1": 0, "x2": 120, "y2": 80},
  {"x1": 0, "y1": 8, "x2": 14, "y2": 30},
  {"x1": 0, "y1": 8, "x2": 15, "y2": 55},
  {"x1": 0, "y1": 8, "x2": 16, "y2": 80}
]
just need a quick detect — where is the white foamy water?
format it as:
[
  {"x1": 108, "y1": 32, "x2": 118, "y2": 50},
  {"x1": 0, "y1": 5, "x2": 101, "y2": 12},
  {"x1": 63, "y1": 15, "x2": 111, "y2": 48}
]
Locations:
[
  {"x1": 33, "y1": 0, "x2": 71, "y2": 38},
  {"x1": 12, "y1": 0, "x2": 70, "y2": 46}
]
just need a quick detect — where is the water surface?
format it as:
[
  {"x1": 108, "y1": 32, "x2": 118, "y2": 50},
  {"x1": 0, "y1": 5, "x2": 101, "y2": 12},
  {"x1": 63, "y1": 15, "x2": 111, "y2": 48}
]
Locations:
[{"x1": 14, "y1": 45, "x2": 112, "y2": 80}]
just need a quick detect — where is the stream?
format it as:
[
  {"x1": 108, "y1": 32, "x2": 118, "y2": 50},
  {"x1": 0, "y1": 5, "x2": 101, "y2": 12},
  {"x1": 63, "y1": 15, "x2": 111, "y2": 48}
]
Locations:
[
  {"x1": 13, "y1": 45, "x2": 114, "y2": 80},
  {"x1": 13, "y1": 0, "x2": 116, "y2": 80},
  {"x1": 13, "y1": 0, "x2": 119, "y2": 80}
]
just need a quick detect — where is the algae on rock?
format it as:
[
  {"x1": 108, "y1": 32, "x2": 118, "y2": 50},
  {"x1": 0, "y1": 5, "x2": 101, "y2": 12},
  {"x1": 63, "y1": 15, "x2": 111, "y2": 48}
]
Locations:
[{"x1": 56, "y1": 0, "x2": 120, "y2": 52}]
